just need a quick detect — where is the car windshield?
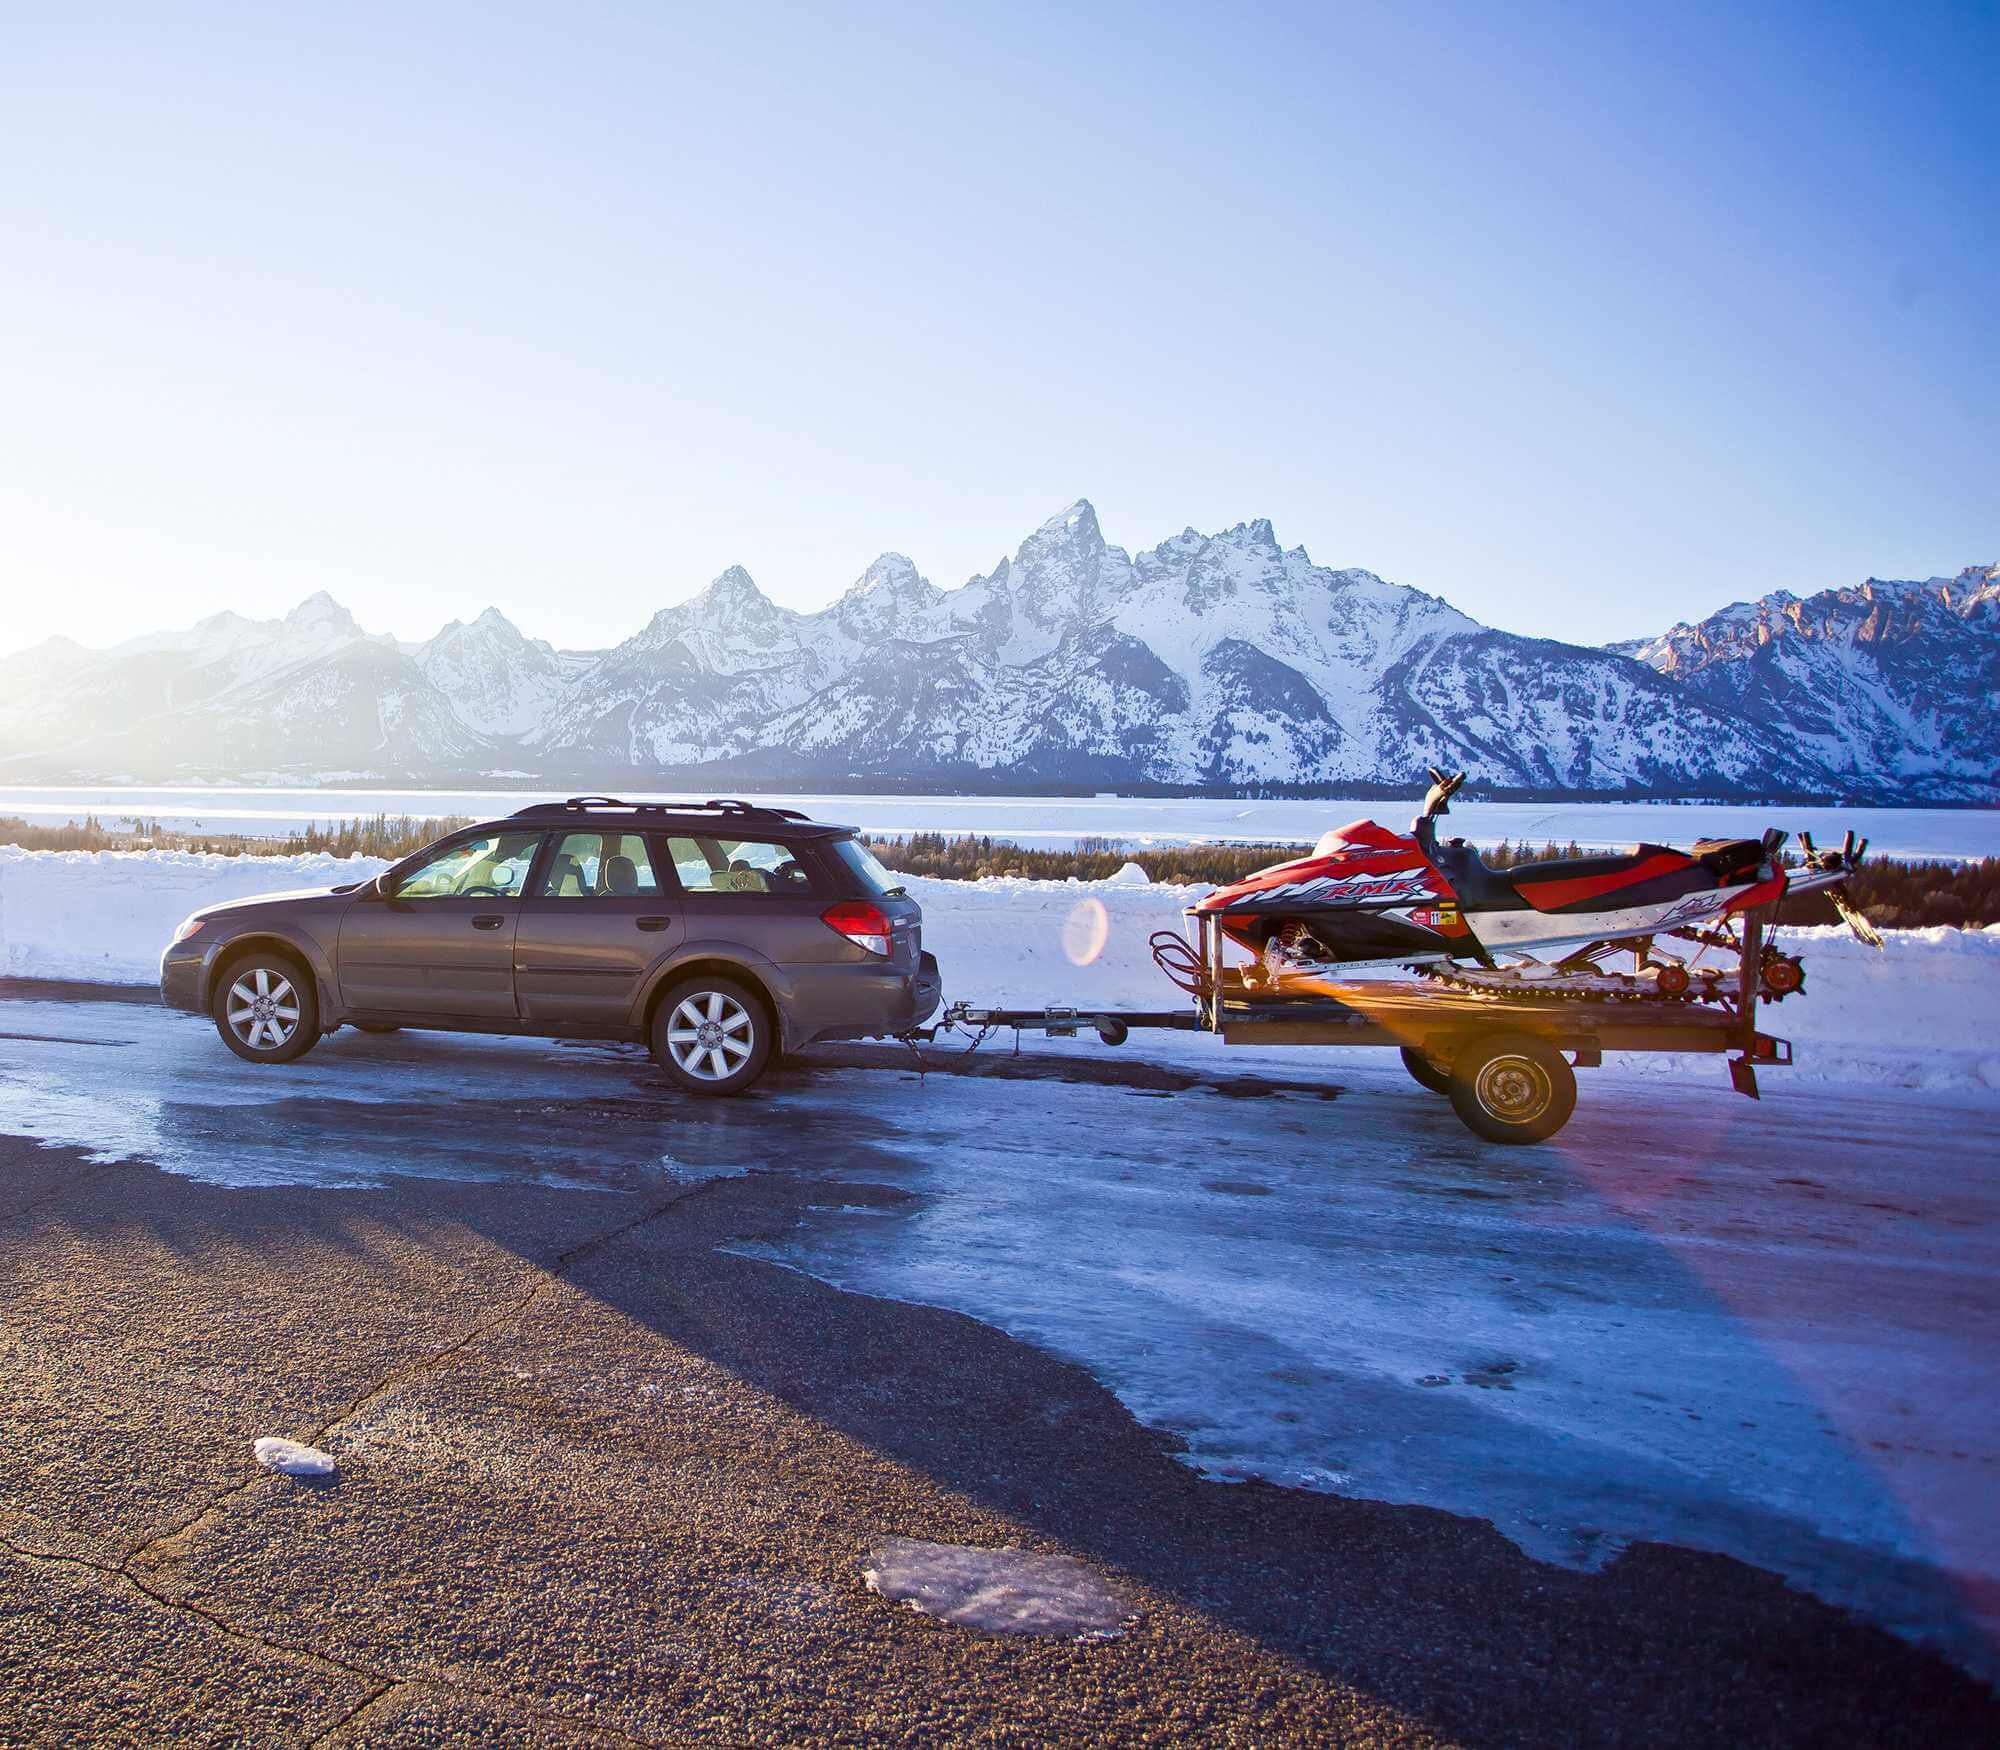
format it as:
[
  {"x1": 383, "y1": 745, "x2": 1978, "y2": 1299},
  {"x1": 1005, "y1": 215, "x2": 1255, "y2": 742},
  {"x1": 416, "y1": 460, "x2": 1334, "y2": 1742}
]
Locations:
[
  {"x1": 394, "y1": 831, "x2": 542, "y2": 899},
  {"x1": 829, "y1": 836, "x2": 905, "y2": 897}
]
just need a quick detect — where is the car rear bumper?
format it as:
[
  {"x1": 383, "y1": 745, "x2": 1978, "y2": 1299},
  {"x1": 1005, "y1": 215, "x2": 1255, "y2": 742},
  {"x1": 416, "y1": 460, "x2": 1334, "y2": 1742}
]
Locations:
[{"x1": 796, "y1": 951, "x2": 942, "y2": 1042}]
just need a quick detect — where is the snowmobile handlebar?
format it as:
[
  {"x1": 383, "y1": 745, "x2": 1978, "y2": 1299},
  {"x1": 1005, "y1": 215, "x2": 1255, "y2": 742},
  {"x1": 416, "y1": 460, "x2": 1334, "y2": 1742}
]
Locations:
[
  {"x1": 1798, "y1": 828, "x2": 1869, "y2": 873},
  {"x1": 1421, "y1": 767, "x2": 1466, "y2": 820}
]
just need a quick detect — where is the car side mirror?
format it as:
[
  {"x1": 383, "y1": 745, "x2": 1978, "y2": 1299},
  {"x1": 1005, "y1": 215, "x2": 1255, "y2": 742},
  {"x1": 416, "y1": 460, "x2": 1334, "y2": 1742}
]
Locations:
[{"x1": 367, "y1": 873, "x2": 394, "y2": 900}]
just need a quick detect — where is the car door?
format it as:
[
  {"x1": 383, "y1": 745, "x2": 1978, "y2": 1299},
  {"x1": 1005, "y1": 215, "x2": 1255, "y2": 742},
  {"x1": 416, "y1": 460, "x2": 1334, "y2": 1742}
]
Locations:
[
  {"x1": 513, "y1": 830, "x2": 684, "y2": 1025},
  {"x1": 337, "y1": 830, "x2": 543, "y2": 1019}
]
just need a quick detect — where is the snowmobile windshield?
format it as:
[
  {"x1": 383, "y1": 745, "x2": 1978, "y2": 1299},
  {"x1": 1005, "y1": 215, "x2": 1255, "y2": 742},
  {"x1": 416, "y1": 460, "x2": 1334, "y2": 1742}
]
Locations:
[{"x1": 828, "y1": 835, "x2": 907, "y2": 897}]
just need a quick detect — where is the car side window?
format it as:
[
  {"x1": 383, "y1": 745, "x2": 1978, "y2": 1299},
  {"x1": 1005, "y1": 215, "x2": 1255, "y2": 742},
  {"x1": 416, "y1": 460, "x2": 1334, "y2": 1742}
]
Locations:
[
  {"x1": 665, "y1": 836, "x2": 813, "y2": 896},
  {"x1": 533, "y1": 832, "x2": 662, "y2": 898},
  {"x1": 393, "y1": 832, "x2": 543, "y2": 899}
]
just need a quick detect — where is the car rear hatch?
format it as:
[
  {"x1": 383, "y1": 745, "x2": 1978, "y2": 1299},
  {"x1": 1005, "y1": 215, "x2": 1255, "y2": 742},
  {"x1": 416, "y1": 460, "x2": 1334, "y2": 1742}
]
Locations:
[{"x1": 823, "y1": 834, "x2": 924, "y2": 970}]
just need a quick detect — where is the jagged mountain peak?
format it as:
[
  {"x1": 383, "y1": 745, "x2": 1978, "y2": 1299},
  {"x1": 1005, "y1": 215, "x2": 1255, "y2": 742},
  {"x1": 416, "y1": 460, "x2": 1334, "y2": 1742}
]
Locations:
[
  {"x1": 1038, "y1": 498, "x2": 1101, "y2": 539},
  {"x1": 846, "y1": 552, "x2": 928, "y2": 598},
  {"x1": 1217, "y1": 516, "x2": 1279, "y2": 550},
  {"x1": 283, "y1": 590, "x2": 360, "y2": 634}
]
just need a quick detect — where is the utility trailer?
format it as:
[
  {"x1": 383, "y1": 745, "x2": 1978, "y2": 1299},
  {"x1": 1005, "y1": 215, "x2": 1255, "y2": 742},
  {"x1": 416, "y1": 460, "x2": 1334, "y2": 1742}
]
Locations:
[{"x1": 932, "y1": 902, "x2": 1797, "y2": 1145}]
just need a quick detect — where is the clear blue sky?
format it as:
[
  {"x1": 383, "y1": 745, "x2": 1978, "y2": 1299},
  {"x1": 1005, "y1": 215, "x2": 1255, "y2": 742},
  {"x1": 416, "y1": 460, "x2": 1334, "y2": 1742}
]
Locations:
[{"x1": 2, "y1": 0, "x2": 1992, "y2": 657}]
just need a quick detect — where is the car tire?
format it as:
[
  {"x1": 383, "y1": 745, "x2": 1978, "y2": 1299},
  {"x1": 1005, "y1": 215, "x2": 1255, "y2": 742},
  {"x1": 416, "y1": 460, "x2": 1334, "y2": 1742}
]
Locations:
[
  {"x1": 213, "y1": 952, "x2": 320, "y2": 1064},
  {"x1": 651, "y1": 975, "x2": 772, "y2": 1097},
  {"x1": 1448, "y1": 1033, "x2": 1576, "y2": 1144}
]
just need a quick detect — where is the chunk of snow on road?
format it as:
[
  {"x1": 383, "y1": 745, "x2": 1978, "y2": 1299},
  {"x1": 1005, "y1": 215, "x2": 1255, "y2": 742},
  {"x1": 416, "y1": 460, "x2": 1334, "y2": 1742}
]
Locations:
[
  {"x1": 862, "y1": 1538, "x2": 1133, "y2": 1638},
  {"x1": 253, "y1": 1437, "x2": 336, "y2": 1477}
]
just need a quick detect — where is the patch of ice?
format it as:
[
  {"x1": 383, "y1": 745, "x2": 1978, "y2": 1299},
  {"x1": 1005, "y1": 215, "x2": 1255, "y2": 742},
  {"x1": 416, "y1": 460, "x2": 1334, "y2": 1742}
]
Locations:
[
  {"x1": 861, "y1": 1538, "x2": 1133, "y2": 1639},
  {"x1": 253, "y1": 1437, "x2": 336, "y2": 1477}
]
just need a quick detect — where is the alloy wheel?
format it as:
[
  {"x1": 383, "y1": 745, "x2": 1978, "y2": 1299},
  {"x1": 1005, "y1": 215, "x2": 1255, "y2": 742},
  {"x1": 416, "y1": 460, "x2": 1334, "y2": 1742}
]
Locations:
[
  {"x1": 663, "y1": 990, "x2": 755, "y2": 1082},
  {"x1": 226, "y1": 966, "x2": 301, "y2": 1051}
]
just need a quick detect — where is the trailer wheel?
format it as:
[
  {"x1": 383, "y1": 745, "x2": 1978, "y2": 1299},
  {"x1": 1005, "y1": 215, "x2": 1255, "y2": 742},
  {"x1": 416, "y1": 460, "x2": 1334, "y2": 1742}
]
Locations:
[
  {"x1": 1399, "y1": 1046, "x2": 1453, "y2": 1096},
  {"x1": 1449, "y1": 1033, "x2": 1576, "y2": 1144}
]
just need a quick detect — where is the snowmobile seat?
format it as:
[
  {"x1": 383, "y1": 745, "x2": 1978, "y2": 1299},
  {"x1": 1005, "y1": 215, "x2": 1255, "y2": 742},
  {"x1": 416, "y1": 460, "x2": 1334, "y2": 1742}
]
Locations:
[
  {"x1": 1692, "y1": 837, "x2": 1764, "y2": 882},
  {"x1": 1504, "y1": 844, "x2": 1679, "y2": 894},
  {"x1": 1432, "y1": 839, "x2": 1529, "y2": 910}
]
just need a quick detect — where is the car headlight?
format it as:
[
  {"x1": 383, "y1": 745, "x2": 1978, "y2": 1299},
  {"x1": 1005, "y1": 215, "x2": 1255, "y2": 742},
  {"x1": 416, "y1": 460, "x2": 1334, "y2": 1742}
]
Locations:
[{"x1": 172, "y1": 916, "x2": 208, "y2": 945}]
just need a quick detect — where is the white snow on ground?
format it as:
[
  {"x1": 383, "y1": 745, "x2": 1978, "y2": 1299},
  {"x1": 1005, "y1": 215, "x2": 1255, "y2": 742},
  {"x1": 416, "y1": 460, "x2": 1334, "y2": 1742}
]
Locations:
[
  {"x1": 3, "y1": 846, "x2": 1998, "y2": 1093},
  {"x1": 862, "y1": 1538, "x2": 1134, "y2": 1638},
  {"x1": 0, "y1": 847, "x2": 387, "y2": 983},
  {"x1": 253, "y1": 1437, "x2": 337, "y2": 1477}
]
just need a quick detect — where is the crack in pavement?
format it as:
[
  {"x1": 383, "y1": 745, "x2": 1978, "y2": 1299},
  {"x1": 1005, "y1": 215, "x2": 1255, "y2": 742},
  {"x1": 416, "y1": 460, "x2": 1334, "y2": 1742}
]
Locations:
[
  {"x1": 300, "y1": 1678, "x2": 400, "y2": 1748},
  {"x1": 5, "y1": 1175, "x2": 738, "y2": 1748}
]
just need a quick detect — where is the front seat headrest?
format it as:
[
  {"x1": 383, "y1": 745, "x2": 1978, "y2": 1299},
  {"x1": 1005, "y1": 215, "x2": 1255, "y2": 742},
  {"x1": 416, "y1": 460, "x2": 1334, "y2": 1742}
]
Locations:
[{"x1": 604, "y1": 854, "x2": 639, "y2": 895}]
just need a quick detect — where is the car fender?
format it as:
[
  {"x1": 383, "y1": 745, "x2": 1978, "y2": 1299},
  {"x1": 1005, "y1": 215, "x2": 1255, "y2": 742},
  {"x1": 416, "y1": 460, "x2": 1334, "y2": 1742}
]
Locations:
[
  {"x1": 631, "y1": 940, "x2": 799, "y2": 1050},
  {"x1": 197, "y1": 920, "x2": 341, "y2": 1017}
]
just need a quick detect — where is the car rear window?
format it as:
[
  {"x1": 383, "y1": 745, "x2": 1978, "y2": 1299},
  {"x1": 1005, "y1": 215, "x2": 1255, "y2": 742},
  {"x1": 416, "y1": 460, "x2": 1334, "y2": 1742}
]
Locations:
[{"x1": 827, "y1": 836, "x2": 906, "y2": 897}]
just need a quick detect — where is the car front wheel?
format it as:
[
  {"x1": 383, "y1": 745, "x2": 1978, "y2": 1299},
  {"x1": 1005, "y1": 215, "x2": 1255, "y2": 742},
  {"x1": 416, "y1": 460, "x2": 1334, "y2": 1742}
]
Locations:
[
  {"x1": 651, "y1": 975, "x2": 772, "y2": 1096},
  {"x1": 214, "y1": 955, "x2": 320, "y2": 1064}
]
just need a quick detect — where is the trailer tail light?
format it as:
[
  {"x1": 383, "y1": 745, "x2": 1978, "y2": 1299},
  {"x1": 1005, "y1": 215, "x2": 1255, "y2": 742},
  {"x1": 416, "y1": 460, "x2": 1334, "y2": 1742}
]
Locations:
[{"x1": 821, "y1": 900, "x2": 892, "y2": 957}]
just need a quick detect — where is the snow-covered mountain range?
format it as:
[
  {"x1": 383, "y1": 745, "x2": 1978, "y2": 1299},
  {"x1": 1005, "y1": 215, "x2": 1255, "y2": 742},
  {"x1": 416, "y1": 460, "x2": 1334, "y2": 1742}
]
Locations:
[
  {"x1": 2, "y1": 503, "x2": 1991, "y2": 799},
  {"x1": 1611, "y1": 565, "x2": 1999, "y2": 800}
]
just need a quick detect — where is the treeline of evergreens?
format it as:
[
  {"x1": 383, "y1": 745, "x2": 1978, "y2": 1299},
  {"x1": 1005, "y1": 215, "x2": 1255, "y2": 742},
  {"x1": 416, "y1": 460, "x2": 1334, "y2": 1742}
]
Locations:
[
  {"x1": 0, "y1": 813, "x2": 474, "y2": 859},
  {"x1": 859, "y1": 832, "x2": 1602, "y2": 886},
  {"x1": 1775, "y1": 857, "x2": 2000, "y2": 932}
]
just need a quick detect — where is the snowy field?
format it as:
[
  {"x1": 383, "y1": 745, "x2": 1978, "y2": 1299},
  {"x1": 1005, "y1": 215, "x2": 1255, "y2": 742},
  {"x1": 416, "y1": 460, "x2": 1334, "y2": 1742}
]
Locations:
[{"x1": 2, "y1": 784, "x2": 1997, "y2": 860}]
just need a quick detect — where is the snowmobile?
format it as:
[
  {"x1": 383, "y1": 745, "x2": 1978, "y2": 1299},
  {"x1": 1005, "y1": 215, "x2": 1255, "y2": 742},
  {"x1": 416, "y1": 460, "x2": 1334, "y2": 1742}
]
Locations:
[{"x1": 1194, "y1": 769, "x2": 1876, "y2": 1003}]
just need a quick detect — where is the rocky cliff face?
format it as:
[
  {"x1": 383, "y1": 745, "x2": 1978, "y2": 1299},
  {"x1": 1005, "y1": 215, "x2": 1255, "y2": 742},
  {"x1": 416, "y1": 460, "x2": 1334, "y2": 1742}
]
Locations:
[
  {"x1": 1615, "y1": 565, "x2": 1998, "y2": 799},
  {"x1": 3, "y1": 509, "x2": 1989, "y2": 798}
]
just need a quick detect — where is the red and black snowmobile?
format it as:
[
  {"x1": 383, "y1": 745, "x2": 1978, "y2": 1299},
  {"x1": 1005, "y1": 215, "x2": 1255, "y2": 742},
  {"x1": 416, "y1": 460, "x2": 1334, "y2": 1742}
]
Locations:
[{"x1": 1196, "y1": 769, "x2": 1873, "y2": 1001}]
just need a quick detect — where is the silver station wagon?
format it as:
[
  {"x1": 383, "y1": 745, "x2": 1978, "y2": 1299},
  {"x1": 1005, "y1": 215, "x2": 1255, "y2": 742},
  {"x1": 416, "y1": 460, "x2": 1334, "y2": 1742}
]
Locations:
[{"x1": 159, "y1": 797, "x2": 942, "y2": 1095}]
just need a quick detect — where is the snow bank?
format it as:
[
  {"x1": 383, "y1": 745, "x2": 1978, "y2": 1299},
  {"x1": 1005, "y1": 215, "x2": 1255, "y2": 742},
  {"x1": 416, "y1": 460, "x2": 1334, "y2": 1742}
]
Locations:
[
  {"x1": 0, "y1": 846, "x2": 386, "y2": 982},
  {"x1": 2, "y1": 849, "x2": 1995, "y2": 1093}
]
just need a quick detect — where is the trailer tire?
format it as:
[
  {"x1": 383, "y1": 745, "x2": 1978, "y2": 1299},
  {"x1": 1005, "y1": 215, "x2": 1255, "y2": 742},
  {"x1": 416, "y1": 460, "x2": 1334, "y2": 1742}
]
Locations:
[
  {"x1": 1400, "y1": 1046, "x2": 1453, "y2": 1096},
  {"x1": 1449, "y1": 1033, "x2": 1576, "y2": 1144}
]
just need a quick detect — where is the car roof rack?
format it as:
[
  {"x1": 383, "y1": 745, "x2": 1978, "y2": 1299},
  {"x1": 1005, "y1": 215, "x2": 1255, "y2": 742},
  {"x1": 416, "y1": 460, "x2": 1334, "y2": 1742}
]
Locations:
[{"x1": 507, "y1": 795, "x2": 812, "y2": 823}]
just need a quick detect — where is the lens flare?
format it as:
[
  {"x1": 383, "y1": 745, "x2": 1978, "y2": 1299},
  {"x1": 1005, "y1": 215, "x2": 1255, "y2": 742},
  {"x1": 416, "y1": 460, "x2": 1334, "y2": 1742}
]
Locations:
[{"x1": 1062, "y1": 897, "x2": 1110, "y2": 966}]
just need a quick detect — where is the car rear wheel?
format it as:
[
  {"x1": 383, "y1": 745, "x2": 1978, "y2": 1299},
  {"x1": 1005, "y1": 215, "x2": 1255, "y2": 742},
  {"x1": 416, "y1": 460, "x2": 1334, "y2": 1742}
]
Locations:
[
  {"x1": 651, "y1": 975, "x2": 772, "y2": 1097},
  {"x1": 214, "y1": 955, "x2": 319, "y2": 1064}
]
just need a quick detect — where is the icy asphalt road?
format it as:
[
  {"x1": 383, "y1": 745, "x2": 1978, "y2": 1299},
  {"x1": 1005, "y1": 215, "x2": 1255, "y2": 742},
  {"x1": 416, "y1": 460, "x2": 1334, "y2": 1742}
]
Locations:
[{"x1": 2, "y1": 988, "x2": 1998, "y2": 1711}]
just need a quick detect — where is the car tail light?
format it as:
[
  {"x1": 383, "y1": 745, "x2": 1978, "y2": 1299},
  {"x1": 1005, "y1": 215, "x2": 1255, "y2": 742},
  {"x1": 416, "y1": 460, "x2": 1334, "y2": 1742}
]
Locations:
[{"x1": 821, "y1": 900, "x2": 891, "y2": 957}]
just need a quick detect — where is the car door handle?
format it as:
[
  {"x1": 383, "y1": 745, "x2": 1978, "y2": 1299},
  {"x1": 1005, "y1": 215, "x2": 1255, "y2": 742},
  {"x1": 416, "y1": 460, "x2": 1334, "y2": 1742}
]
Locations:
[
  {"x1": 472, "y1": 914, "x2": 506, "y2": 930},
  {"x1": 636, "y1": 915, "x2": 673, "y2": 932}
]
